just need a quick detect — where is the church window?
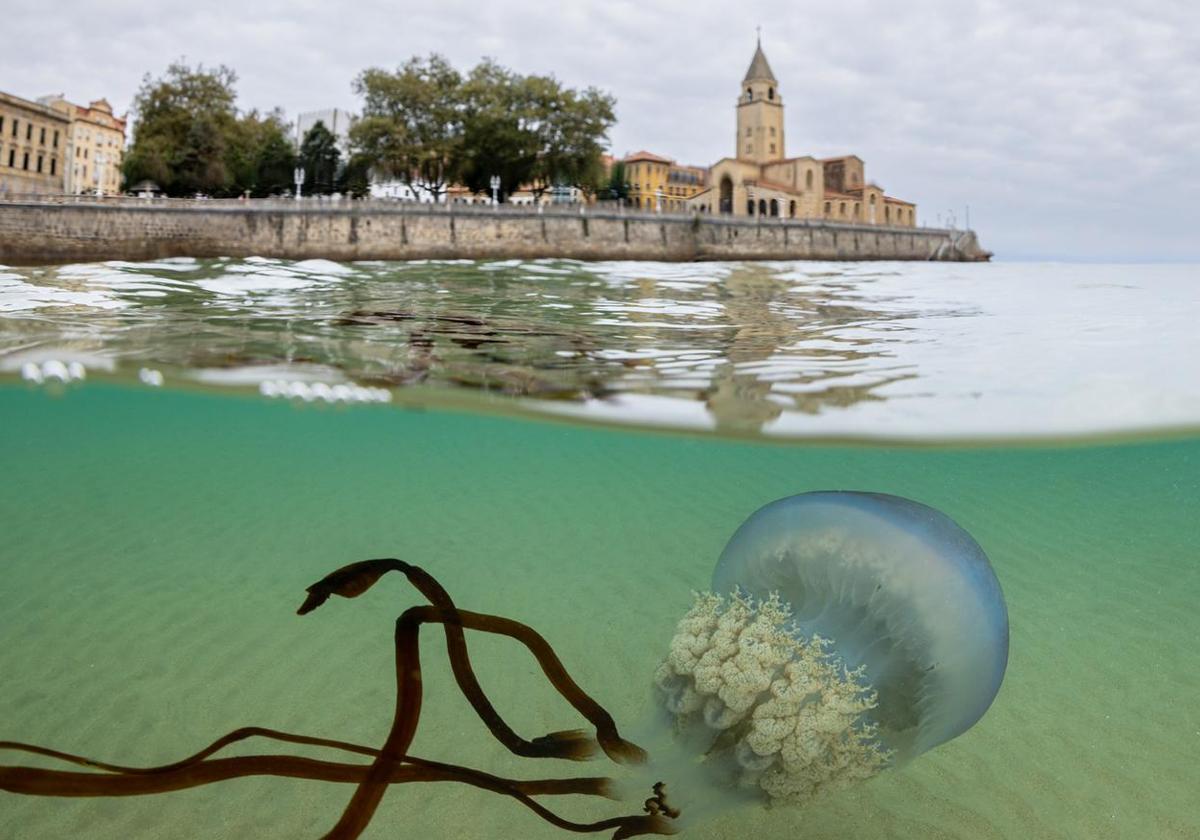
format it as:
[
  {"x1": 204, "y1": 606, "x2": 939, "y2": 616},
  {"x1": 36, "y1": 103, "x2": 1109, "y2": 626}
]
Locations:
[{"x1": 768, "y1": 87, "x2": 775, "y2": 100}]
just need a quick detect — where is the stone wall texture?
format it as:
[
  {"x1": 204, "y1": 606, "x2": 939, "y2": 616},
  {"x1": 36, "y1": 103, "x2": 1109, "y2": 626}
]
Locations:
[{"x1": 0, "y1": 202, "x2": 990, "y2": 265}]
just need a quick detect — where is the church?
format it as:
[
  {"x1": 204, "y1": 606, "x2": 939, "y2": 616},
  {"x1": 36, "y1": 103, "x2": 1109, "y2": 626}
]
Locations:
[{"x1": 685, "y1": 40, "x2": 917, "y2": 227}]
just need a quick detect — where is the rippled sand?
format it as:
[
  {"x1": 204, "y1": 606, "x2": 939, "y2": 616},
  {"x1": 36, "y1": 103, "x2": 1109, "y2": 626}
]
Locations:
[{"x1": 2, "y1": 385, "x2": 1197, "y2": 839}]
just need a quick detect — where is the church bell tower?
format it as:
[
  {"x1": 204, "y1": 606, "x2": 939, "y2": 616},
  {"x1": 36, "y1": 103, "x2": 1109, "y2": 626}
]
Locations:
[{"x1": 736, "y1": 37, "x2": 784, "y2": 164}]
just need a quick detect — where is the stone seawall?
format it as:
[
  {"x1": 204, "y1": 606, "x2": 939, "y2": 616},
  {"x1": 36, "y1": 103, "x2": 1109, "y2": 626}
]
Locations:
[{"x1": 0, "y1": 202, "x2": 990, "y2": 265}]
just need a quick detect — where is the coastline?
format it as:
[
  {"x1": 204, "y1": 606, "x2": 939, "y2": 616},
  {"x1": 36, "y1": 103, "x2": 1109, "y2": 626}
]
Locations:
[{"x1": 0, "y1": 199, "x2": 991, "y2": 265}]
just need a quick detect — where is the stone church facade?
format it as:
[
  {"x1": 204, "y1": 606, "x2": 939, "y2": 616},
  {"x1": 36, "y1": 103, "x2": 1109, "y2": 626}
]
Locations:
[{"x1": 687, "y1": 41, "x2": 917, "y2": 227}]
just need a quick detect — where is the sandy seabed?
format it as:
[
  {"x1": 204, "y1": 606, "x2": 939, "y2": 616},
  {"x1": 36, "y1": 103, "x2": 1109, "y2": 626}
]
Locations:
[{"x1": 1, "y1": 385, "x2": 1198, "y2": 840}]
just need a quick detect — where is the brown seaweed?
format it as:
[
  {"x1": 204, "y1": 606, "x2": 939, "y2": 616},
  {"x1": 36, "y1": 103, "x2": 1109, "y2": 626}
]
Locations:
[{"x1": 0, "y1": 558, "x2": 678, "y2": 839}]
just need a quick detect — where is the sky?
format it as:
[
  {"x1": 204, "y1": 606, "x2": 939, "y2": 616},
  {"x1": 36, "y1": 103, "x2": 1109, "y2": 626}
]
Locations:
[{"x1": 4, "y1": 0, "x2": 1198, "y2": 261}]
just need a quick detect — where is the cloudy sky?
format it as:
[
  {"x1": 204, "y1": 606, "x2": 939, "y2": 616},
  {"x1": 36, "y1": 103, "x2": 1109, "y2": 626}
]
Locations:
[{"x1": 5, "y1": 0, "x2": 1197, "y2": 260}]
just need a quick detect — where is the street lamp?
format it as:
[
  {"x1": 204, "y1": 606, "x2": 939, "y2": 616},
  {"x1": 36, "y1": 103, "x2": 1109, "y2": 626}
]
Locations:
[
  {"x1": 490, "y1": 175, "x2": 501, "y2": 206},
  {"x1": 294, "y1": 167, "x2": 305, "y2": 200}
]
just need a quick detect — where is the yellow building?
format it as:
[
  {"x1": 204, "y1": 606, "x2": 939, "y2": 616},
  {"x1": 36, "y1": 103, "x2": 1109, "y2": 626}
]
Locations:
[
  {"x1": 42, "y1": 95, "x2": 127, "y2": 195},
  {"x1": 686, "y1": 39, "x2": 917, "y2": 227},
  {"x1": 0, "y1": 91, "x2": 70, "y2": 196},
  {"x1": 623, "y1": 151, "x2": 707, "y2": 212}
]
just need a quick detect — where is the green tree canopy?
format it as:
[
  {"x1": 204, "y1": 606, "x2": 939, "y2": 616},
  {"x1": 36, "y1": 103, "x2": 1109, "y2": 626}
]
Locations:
[
  {"x1": 299, "y1": 121, "x2": 341, "y2": 196},
  {"x1": 351, "y1": 54, "x2": 615, "y2": 202},
  {"x1": 123, "y1": 61, "x2": 295, "y2": 198}
]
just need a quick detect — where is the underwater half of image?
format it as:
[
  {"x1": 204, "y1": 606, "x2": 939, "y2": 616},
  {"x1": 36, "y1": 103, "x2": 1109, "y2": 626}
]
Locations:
[{"x1": 2, "y1": 383, "x2": 1198, "y2": 839}]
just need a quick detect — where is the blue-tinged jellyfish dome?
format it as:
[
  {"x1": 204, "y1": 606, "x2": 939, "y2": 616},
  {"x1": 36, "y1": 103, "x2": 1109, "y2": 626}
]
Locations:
[
  {"x1": 649, "y1": 491, "x2": 1008, "y2": 811},
  {"x1": 711, "y1": 491, "x2": 1009, "y2": 763}
]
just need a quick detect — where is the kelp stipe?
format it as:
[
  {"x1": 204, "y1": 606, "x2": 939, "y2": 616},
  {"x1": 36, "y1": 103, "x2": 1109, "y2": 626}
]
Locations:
[{"x1": 0, "y1": 558, "x2": 679, "y2": 839}]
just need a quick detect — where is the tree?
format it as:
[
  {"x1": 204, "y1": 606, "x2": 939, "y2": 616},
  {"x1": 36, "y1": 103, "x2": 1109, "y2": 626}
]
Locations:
[
  {"x1": 605, "y1": 160, "x2": 628, "y2": 202},
  {"x1": 123, "y1": 62, "x2": 240, "y2": 196},
  {"x1": 338, "y1": 153, "x2": 373, "y2": 199},
  {"x1": 299, "y1": 121, "x2": 341, "y2": 196},
  {"x1": 122, "y1": 61, "x2": 295, "y2": 198},
  {"x1": 350, "y1": 55, "x2": 616, "y2": 203},
  {"x1": 351, "y1": 55, "x2": 464, "y2": 201},
  {"x1": 227, "y1": 109, "x2": 295, "y2": 197}
]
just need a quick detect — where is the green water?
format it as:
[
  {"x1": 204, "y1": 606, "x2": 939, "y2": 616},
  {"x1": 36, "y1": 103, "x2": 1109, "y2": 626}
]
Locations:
[{"x1": 2, "y1": 383, "x2": 1198, "y2": 839}]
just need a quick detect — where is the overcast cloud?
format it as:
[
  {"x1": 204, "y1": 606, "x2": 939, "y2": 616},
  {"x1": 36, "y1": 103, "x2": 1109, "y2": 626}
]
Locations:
[{"x1": 4, "y1": 0, "x2": 1198, "y2": 260}]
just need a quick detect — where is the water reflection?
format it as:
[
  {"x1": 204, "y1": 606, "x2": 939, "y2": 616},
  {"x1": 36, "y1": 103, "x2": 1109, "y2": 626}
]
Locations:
[{"x1": 2, "y1": 258, "x2": 1198, "y2": 439}]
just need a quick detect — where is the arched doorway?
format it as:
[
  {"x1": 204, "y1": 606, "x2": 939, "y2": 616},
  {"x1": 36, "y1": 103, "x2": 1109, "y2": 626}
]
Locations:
[
  {"x1": 719, "y1": 176, "x2": 733, "y2": 214},
  {"x1": 769, "y1": 198, "x2": 779, "y2": 217},
  {"x1": 789, "y1": 200, "x2": 796, "y2": 217},
  {"x1": 758, "y1": 199, "x2": 768, "y2": 216}
]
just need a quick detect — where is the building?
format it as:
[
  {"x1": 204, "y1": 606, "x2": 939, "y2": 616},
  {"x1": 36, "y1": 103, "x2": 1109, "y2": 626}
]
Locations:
[
  {"x1": 296, "y1": 109, "x2": 355, "y2": 156},
  {"x1": 685, "y1": 39, "x2": 917, "y2": 226},
  {"x1": 40, "y1": 95, "x2": 127, "y2": 195},
  {"x1": 623, "y1": 151, "x2": 708, "y2": 212},
  {"x1": 0, "y1": 91, "x2": 70, "y2": 196}
]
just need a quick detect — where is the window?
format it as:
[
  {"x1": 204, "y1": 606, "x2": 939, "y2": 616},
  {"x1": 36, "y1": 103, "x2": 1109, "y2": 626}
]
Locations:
[
  {"x1": 746, "y1": 88, "x2": 752, "y2": 101},
  {"x1": 806, "y1": 170, "x2": 813, "y2": 189},
  {"x1": 40, "y1": 127, "x2": 46, "y2": 144},
  {"x1": 26, "y1": 123, "x2": 32, "y2": 140},
  {"x1": 7, "y1": 149, "x2": 14, "y2": 167},
  {"x1": 769, "y1": 144, "x2": 775, "y2": 154},
  {"x1": 36, "y1": 155, "x2": 43, "y2": 173},
  {"x1": 0, "y1": 117, "x2": 4, "y2": 134},
  {"x1": 824, "y1": 201, "x2": 831, "y2": 215},
  {"x1": 885, "y1": 207, "x2": 891, "y2": 222},
  {"x1": 50, "y1": 158, "x2": 56, "y2": 176},
  {"x1": 84, "y1": 148, "x2": 88, "y2": 159},
  {"x1": 747, "y1": 200, "x2": 755, "y2": 215},
  {"x1": 768, "y1": 87, "x2": 774, "y2": 100},
  {"x1": 745, "y1": 144, "x2": 752, "y2": 155},
  {"x1": 746, "y1": 127, "x2": 751, "y2": 136},
  {"x1": 53, "y1": 130, "x2": 59, "y2": 148},
  {"x1": 22, "y1": 152, "x2": 29, "y2": 170},
  {"x1": 839, "y1": 202, "x2": 846, "y2": 216},
  {"x1": 789, "y1": 200, "x2": 796, "y2": 217},
  {"x1": 11, "y1": 119, "x2": 17, "y2": 138},
  {"x1": 769, "y1": 126, "x2": 775, "y2": 136}
]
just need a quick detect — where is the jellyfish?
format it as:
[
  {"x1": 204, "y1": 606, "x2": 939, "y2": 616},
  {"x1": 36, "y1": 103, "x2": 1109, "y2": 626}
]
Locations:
[{"x1": 646, "y1": 491, "x2": 1008, "y2": 814}]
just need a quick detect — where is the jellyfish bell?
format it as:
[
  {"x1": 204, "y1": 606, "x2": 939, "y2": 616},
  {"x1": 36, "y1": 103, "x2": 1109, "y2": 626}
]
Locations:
[{"x1": 645, "y1": 491, "x2": 1008, "y2": 814}]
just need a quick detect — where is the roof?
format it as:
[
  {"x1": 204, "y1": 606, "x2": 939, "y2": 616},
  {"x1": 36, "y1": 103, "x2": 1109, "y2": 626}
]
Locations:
[
  {"x1": 743, "y1": 40, "x2": 777, "y2": 83},
  {"x1": 623, "y1": 150, "x2": 674, "y2": 164},
  {"x1": 884, "y1": 196, "x2": 915, "y2": 206}
]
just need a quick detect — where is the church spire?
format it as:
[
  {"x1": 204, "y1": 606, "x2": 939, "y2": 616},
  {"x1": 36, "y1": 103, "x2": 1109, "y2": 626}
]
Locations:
[{"x1": 743, "y1": 34, "x2": 777, "y2": 84}]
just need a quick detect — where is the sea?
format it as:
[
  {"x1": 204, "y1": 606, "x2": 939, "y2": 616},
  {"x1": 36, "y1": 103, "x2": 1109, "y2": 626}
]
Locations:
[{"x1": 1, "y1": 257, "x2": 1197, "y2": 839}]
